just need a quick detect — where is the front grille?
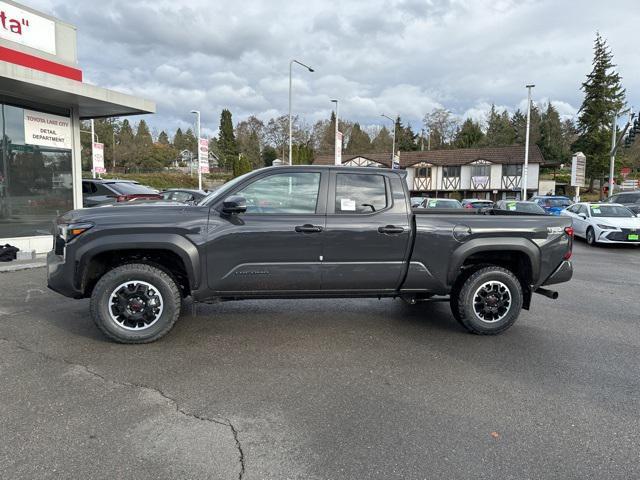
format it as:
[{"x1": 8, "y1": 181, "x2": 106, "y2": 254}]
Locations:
[{"x1": 606, "y1": 228, "x2": 640, "y2": 241}]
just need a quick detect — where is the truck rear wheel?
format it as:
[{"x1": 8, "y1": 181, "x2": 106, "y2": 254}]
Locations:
[
  {"x1": 90, "y1": 263, "x2": 181, "y2": 344},
  {"x1": 453, "y1": 266, "x2": 523, "y2": 335}
]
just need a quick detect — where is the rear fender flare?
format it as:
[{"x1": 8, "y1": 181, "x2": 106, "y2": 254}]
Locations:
[{"x1": 448, "y1": 237, "x2": 540, "y2": 287}]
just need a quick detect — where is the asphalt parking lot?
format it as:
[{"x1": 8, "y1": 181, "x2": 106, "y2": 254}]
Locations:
[{"x1": 1, "y1": 241, "x2": 639, "y2": 479}]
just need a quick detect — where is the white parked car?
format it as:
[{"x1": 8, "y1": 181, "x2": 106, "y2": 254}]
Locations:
[{"x1": 561, "y1": 202, "x2": 640, "y2": 245}]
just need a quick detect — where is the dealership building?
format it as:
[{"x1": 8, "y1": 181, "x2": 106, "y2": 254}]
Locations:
[{"x1": 0, "y1": 0, "x2": 155, "y2": 252}]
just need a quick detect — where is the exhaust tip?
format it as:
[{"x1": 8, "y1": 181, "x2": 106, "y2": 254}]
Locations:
[{"x1": 535, "y1": 287, "x2": 559, "y2": 300}]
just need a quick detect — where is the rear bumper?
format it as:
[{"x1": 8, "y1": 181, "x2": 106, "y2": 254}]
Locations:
[
  {"x1": 541, "y1": 260, "x2": 573, "y2": 286},
  {"x1": 47, "y1": 250, "x2": 84, "y2": 298}
]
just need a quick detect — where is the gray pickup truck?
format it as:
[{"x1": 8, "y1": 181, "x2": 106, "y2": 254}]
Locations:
[{"x1": 47, "y1": 166, "x2": 574, "y2": 343}]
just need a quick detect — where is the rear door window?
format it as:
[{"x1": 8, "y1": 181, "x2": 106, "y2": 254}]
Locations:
[{"x1": 334, "y1": 174, "x2": 388, "y2": 214}]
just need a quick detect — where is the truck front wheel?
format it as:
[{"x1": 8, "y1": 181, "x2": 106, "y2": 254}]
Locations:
[
  {"x1": 90, "y1": 263, "x2": 182, "y2": 344},
  {"x1": 452, "y1": 266, "x2": 523, "y2": 335}
]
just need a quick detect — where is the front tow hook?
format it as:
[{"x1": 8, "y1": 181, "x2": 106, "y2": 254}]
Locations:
[{"x1": 535, "y1": 287, "x2": 559, "y2": 300}]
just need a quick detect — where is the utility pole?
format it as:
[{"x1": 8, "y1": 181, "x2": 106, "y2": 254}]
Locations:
[
  {"x1": 522, "y1": 84, "x2": 535, "y2": 200},
  {"x1": 381, "y1": 114, "x2": 396, "y2": 167},
  {"x1": 331, "y1": 99, "x2": 339, "y2": 165},
  {"x1": 112, "y1": 130, "x2": 116, "y2": 169},
  {"x1": 608, "y1": 109, "x2": 635, "y2": 198},
  {"x1": 288, "y1": 59, "x2": 314, "y2": 165},
  {"x1": 191, "y1": 110, "x2": 202, "y2": 191}
]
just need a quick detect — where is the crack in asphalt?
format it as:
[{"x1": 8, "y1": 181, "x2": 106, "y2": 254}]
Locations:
[{"x1": 0, "y1": 336, "x2": 246, "y2": 480}]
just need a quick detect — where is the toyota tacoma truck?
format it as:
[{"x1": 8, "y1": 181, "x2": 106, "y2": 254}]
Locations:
[{"x1": 47, "y1": 166, "x2": 574, "y2": 343}]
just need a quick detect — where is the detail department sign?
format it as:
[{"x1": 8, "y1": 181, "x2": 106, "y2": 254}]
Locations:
[{"x1": 24, "y1": 109, "x2": 72, "y2": 150}]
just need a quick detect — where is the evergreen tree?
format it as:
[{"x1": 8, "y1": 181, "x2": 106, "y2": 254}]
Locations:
[
  {"x1": 538, "y1": 103, "x2": 566, "y2": 164},
  {"x1": 484, "y1": 105, "x2": 515, "y2": 146},
  {"x1": 218, "y1": 109, "x2": 239, "y2": 170},
  {"x1": 261, "y1": 145, "x2": 278, "y2": 167},
  {"x1": 158, "y1": 130, "x2": 170, "y2": 145},
  {"x1": 232, "y1": 153, "x2": 252, "y2": 177},
  {"x1": 236, "y1": 116, "x2": 265, "y2": 169},
  {"x1": 573, "y1": 33, "x2": 626, "y2": 187},
  {"x1": 173, "y1": 128, "x2": 185, "y2": 151},
  {"x1": 135, "y1": 120, "x2": 153, "y2": 147},
  {"x1": 511, "y1": 106, "x2": 541, "y2": 146},
  {"x1": 117, "y1": 119, "x2": 135, "y2": 169},
  {"x1": 371, "y1": 126, "x2": 393, "y2": 153},
  {"x1": 345, "y1": 123, "x2": 372, "y2": 154},
  {"x1": 395, "y1": 117, "x2": 418, "y2": 152},
  {"x1": 454, "y1": 118, "x2": 484, "y2": 148}
]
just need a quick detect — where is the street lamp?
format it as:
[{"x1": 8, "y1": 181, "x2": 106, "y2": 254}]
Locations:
[
  {"x1": 331, "y1": 99, "x2": 339, "y2": 165},
  {"x1": 523, "y1": 84, "x2": 535, "y2": 200},
  {"x1": 191, "y1": 110, "x2": 202, "y2": 191},
  {"x1": 381, "y1": 114, "x2": 396, "y2": 167},
  {"x1": 289, "y1": 59, "x2": 314, "y2": 165}
]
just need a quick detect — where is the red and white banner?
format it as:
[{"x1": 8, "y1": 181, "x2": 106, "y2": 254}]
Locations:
[
  {"x1": 198, "y1": 138, "x2": 209, "y2": 174},
  {"x1": 0, "y1": 1, "x2": 56, "y2": 54},
  {"x1": 92, "y1": 142, "x2": 105, "y2": 174}
]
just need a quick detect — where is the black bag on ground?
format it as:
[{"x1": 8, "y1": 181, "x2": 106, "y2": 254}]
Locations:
[{"x1": 0, "y1": 244, "x2": 20, "y2": 262}]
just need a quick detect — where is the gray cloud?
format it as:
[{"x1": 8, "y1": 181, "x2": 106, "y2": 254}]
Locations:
[{"x1": 27, "y1": 0, "x2": 640, "y2": 137}]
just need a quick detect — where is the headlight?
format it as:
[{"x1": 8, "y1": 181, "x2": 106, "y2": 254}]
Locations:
[
  {"x1": 596, "y1": 224, "x2": 616, "y2": 230},
  {"x1": 58, "y1": 222, "x2": 94, "y2": 242}
]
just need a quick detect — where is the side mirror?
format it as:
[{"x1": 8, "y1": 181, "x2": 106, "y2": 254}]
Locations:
[{"x1": 222, "y1": 195, "x2": 247, "y2": 215}]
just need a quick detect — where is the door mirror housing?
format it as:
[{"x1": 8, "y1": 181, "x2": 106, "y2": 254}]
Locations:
[{"x1": 222, "y1": 195, "x2": 247, "y2": 215}]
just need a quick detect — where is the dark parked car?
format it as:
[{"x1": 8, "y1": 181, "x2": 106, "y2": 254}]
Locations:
[
  {"x1": 530, "y1": 195, "x2": 572, "y2": 216},
  {"x1": 82, "y1": 179, "x2": 161, "y2": 207},
  {"x1": 494, "y1": 200, "x2": 547, "y2": 215},
  {"x1": 161, "y1": 189, "x2": 207, "y2": 203},
  {"x1": 49, "y1": 166, "x2": 573, "y2": 343},
  {"x1": 608, "y1": 191, "x2": 640, "y2": 216}
]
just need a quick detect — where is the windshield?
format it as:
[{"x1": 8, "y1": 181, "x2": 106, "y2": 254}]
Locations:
[
  {"x1": 425, "y1": 199, "x2": 462, "y2": 208},
  {"x1": 590, "y1": 205, "x2": 634, "y2": 218},
  {"x1": 471, "y1": 201, "x2": 493, "y2": 208},
  {"x1": 197, "y1": 170, "x2": 256, "y2": 205},
  {"x1": 540, "y1": 198, "x2": 571, "y2": 207},
  {"x1": 504, "y1": 202, "x2": 545, "y2": 214},
  {"x1": 108, "y1": 182, "x2": 158, "y2": 194}
]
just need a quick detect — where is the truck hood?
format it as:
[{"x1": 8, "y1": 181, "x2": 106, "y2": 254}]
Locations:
[{"x1": 57, "y1": 203, "x2": 193, "y2": 225}]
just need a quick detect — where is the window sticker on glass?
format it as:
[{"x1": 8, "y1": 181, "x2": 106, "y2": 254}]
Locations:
[
  {"x1": 592, "y1": 207, "x2": 601, "y2": 214},
  {"x1": 340, "y1": 198, "x2": 356, "y2": 211},
  {"x1": 428, "y1": 199, "x2": 438, "y2": 207},
  {"x1": 507, "y1": 202, "x2": 517, "y2": 211}
]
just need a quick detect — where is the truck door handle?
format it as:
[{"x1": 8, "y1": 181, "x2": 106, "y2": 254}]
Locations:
[
  {"x1": 378, "y1": 225, "x2": 404, "y2": 235},
  {"x1": 295, "y1": 224, "x2": 323, "y2": 233}
]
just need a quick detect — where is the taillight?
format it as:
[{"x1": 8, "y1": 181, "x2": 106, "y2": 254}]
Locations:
[{"x1": 563, "y1": 226, "x2": 574, "y2": 260}]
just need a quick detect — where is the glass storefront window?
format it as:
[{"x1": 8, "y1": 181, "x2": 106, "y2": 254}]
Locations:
[{"x1": 1, "y1": 104, "x2": 73, "y2": 238}]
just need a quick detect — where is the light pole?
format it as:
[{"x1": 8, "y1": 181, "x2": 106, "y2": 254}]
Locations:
[
  {"x1": 191, "y1": 110, "x2": 202, "y2": 191},
  {"x1": 331, "y1": 99, "x2": 339, "y2": 165},
  {"x1": 289, "y1": 59, "x2": 314, "y2": 165},
  {"x1": 381, "y1": 114, "x2": 396, "y2": 167},
  {"x1": 522, "y1": 84, "x2": 535, "y2": 200}
]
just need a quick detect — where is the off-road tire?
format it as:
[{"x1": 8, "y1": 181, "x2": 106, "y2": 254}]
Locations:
[
  {"x1": 90, "y1": 263, "x2": 181, "y2": 344},
  {"x1": 454, "y1": 266, "x2": 523, "y2": 335}
]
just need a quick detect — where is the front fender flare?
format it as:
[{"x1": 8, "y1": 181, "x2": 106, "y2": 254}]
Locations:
[{"x1": 74, "y1": 234, "x2": 201, "y2": 291}]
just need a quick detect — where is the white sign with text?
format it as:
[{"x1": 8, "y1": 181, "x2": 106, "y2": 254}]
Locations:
[
  {"x1": 0, "y1": 2, "x2": 56, "y2": 54},
  {"x1": 23, "y1": 109, "x2": 71, "y2": 149},
  {"x1": 92, "y1": 142, "x2": 105, "y2": 174},
  {"x1": 198, "y1": 138, "x2": 209, "y2": 173}
]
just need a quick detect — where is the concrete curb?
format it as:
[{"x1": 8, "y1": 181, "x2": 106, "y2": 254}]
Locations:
[{"x1": 0, "y1": 260, "x2": 47, "y2": 273}]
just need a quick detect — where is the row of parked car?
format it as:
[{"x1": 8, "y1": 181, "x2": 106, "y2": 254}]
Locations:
[
  {"x1": 82, "y1": 178, "x2": 208, "y2": 207},
  {"x1": 412, "y1": 191, "x2": 640, "y2": 246}
]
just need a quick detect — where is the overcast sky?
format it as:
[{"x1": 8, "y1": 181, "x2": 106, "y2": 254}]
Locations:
[{"x1": 29, "y1": 0, "x2": 640, "y2": 138}]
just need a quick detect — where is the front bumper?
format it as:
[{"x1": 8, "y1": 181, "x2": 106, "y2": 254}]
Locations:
[
  {"x1": 47, "y1": 250, "x2": 84, "y2": 298},
  {"x1": 542, "y1": 260, "x2": 573, "y2": 286},
  {"x1": 597, "y1": 229, "x2": 640, "y2": 244}
]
